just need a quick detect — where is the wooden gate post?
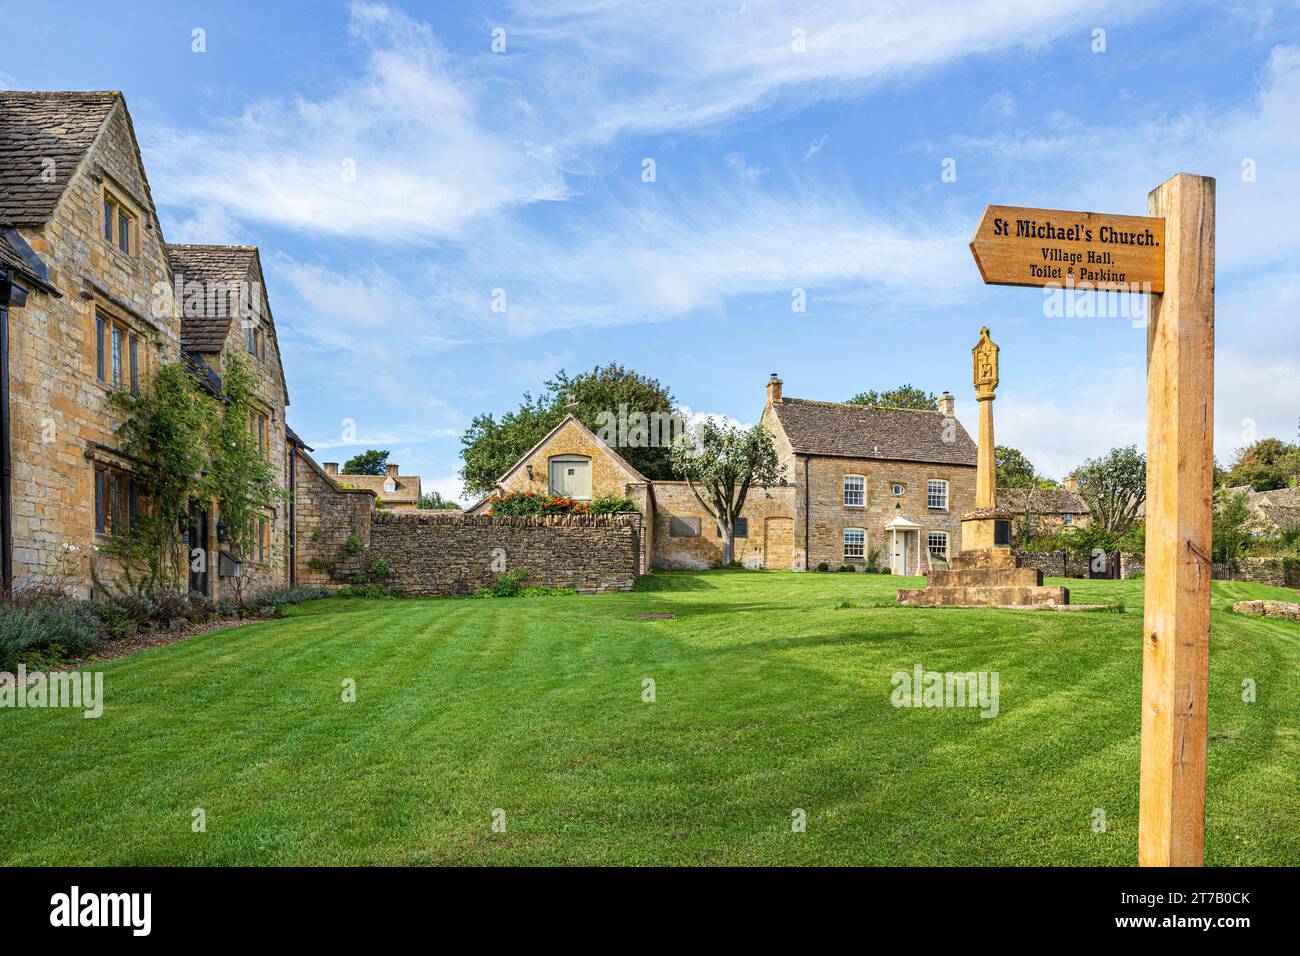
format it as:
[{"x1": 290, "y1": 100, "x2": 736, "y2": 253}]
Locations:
[{"x1": 1139, "y1": 173, "x2": 1215, "y2": 867}]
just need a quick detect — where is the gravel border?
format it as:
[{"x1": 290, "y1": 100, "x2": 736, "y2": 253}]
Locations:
[{"x1": 71, "y1": 616, "x2": 263, "y2": 666}]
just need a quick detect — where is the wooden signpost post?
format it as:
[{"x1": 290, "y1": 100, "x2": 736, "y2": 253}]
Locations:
[{"x1": 969, "y1": 174, "x2": 1216, "y2": 867}]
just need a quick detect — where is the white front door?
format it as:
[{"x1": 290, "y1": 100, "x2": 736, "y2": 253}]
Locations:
[{"x1": 893, "y1": 530, "x2": 911, "y2": 575}]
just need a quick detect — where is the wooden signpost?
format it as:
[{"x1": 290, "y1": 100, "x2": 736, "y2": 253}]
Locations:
[
  {"x1": 969, "y1": 174, "x2": 1215, "y2": 867},
  {"x1": 970, "y1": 204, "x2": 1166, "y2": 292}
]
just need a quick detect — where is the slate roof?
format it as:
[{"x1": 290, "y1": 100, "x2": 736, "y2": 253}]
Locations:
[
  {"x1": 997, "y1": 487, "x2": 1090, "y2": 515},
  {"x1": 166, "y1": 244, "x2": 261, "y2": 353},
  {"x1": 768, "y1": 398, "x2": 977, "y2": 466},
  {"x1": 167, "y1": 243, "x2": 290, "y2": 407},
  {"x1": 0, "y1": 92, "x2": 119, "y2": 226}
]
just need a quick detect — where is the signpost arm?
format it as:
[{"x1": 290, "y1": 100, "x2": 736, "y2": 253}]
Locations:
[{"x1": 1139, "y1": 173, "x2": 1215, "y2": 867}]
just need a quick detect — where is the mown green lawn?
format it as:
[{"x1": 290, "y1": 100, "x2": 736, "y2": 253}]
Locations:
[{"x1": 2, "y1": 571, "x2": 1297, "y2": 866}]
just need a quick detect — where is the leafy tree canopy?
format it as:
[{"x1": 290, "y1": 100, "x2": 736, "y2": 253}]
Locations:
[
  {"x1": 1224, "y1": 438, "x2": 1300, "y2": 491},
  {"x1": 342, "y1": 449, "x2": 390, "y2": 476},
  {"x1": 460, "y1": 363, "x2": 676, "y2": 496},
  {"x1": 416, "y1": 491, "x2": 461, "y2": 510},
  {"x1": 847, "y1": 384, "x2": 938, "y2": 410},
  {"x1": 1073, "y1": 445, "x2": 1146, "y2": 533},
  {"x1": 668, "y1": 420, "x2": 783, "y2": 566}
]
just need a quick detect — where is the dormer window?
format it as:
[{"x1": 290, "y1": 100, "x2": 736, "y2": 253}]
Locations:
[
  {"x1": 102, "y1": 190, "x2": 135, "y2": 256},
  {"x1": 383, "y1": 477, "x2": 396, "y2": 494}
]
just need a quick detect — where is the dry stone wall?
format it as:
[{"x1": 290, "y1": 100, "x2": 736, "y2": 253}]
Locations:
[{"x1": 326, "y1": 511, "x2": 641, "y2": 596}]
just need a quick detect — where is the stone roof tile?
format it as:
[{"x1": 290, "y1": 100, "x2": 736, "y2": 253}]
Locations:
[
  {"x1": 0, "y1": 92, "x2": 118, "y2": 225},
  {"x1": 770, "y1": 397, "x2": 977, "y2": 466}
]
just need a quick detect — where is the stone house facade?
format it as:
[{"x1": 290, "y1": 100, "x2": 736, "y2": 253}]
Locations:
[
  {"x1": 166, "y1": 243, "x2": 292, "y2": 598},
  {"x1": 0, "y1": 92, "x2": 182, "y2": 594},
  {"x1": 0, "y1": 91, "x2": 296, "y2": 598},
  {"x1": 760, "y1": 376, "x2": 977, "y2": 572}
]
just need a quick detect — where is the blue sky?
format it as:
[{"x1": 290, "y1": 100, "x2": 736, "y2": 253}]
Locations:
[{"x1": 3, "y1": 0, "x2": 1299, "y2": 499}]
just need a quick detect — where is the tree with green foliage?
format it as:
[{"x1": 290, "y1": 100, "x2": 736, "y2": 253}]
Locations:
[
  {"x1": 1223, "y1": 437, "x2": 1300, "y2": 491},
  {"x1": 1074, "y1": 445, "x2": 1146, "y2": 533},
  {"x1": 460, "y1": 363, "x2": 677, "y2": 496},
  {"x1": 846, "y1": 384, "x2": 937, "y2": 410},
  {"x1": 417, "y1": 491, "x2": 461, "y2": 510},
  {"x1": 106, "y1": 362, "x2": 215, "y2": 591},
  {"x1": 668, "y1": 420, "x2": 783, "y2": 566},
  {"x1": 1212, "y1": 489, "x2": 1256, "y2": 567},
  {"x1": 206, "y1": 351, "x2": 282, "y2": 600},
  {"x1": 342, "y1": 449, "x2": 390, "y2": 476},
  {"x1": 996, "y1": 446, "x2": 1038, "y2": 489}
]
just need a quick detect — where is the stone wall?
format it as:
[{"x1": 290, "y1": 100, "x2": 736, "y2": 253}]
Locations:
[
  {"x1": 1212, "y1": 557, "x2": 1299, "y2": 588},
  {"x1": 1120, "y1": 552, "x2": 1145, "y2": 579},
  {"x1": 1018, "y1": 549, "x2": 1093, "y2": 579},
  {"x1": 354, "y1": 511, "x2": 641, "y2": 595},
  {"x1": 292, "y1": 447, "x2": 376, "y2": 587},
  {"x1": 650, "y1": 481, "x2": 796, "y2": 570}
]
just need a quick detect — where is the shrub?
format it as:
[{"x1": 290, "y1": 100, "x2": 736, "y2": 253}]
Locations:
[
  {"x1": 340, "y1": 534, "x2": 363, "y2": 557},
  {"x1": 307, "y1": 556, "x2": 327, "y2": 572},
  {"x1": 880, "y1": 567, "x2": 892, "y2": 575},
  {"x1": 370, "y1": 558, "x2": 391, "y2": 578},
  {"x1": 588, "y1": 493, "x2": 638, "y2": 515},
  {"x1": 0, "y1": 601, "x2": 102, "y2": 670},
  {"x1": 488, "y1": 492, "x2": 589, "y2": 516},
  {"x1": 838, "y1": 564, "x2": 855, "y2": 572},
  {"x1": 335, "y1": 584, "x2": 396, "y2": 599},
  {"x1": 816, "y1": 562, "x2": 830, "y2": 572},
  {"x1": 474, "y1": 569, "x2": 530, "y2": 597},
  {"x1": 244, "y1": 585, "x2": 330, "y2": 615},
  {"x1": 85, "y1": 599, "x2": 134, "y2": 639}
]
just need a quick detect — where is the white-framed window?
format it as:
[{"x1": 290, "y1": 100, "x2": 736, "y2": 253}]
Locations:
[
  {"x1": 383, "y1": 477, "x2": 397, "y2": 494},
  {"x1": 891, "y1": 483, "x2": 905, "y2": 496},
  {"x1": 1062, "y1": 513, "x2": 1074, "y2": 525},
  {"x1": 927, "y1": 531, "x2": 949, "y2": 561},
  {"x1": 843, "y1": 528, "x2": 866, "y2": 560},
  {"x1": 927, "y1": 479, "x2": 949, "y2": 510},
  {"x1": 843, "y1": 474, "x2": 865, "y2": 507}
]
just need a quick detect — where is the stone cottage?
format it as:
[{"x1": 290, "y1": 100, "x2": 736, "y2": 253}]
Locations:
[
  {"x1": 167, "y1": 243, "x2": 292, "y2": 597},
  {"x1": 322, "y1": 461, "x2": 422, "y2": 511},
  {"x1": 466, "y1": 375, "x2": 978, "y2": 573},
  {"x1": 0, "y1": 91, "x2": 296, "y2": 598},
  {"x1": 0, "y1": 91, "x2": 182, "y2": 595}
]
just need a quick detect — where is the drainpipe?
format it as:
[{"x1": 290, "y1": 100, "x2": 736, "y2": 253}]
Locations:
[
  {"x1": 0, "y1": 271, "x2": 15, "y2": 596},
  {"x1": 802, "y1": 455, "x2": 810, "y2": 570}
]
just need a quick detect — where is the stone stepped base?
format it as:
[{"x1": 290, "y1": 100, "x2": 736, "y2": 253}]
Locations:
[
  {"x1": 927, "y1": 566, "x2": 1043, "y2": 588},
  {"x1": 896, "y1": 547, "x2": 1070, "y2": 607},
  {"x1": 896, "y1": 583, "x2": 1069, "y2": 607}
]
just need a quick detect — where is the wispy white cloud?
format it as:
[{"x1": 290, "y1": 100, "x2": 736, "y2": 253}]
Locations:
[
  {"x1": 802, "y1": 134, "x2": 829, "y2": 161},
  {"x1": 146, "y1": 3, "x2": 566, "y2": 243}
]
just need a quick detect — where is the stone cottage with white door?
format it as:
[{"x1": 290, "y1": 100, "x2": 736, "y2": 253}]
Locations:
[{"x1": 467, "y1": 375, "x2": 977, "y2": 574}]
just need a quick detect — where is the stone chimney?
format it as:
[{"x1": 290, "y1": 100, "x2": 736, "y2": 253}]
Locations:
[
  {"x1": 938, "y1": 391, "x2": 955, "y2": 418},
  {"x1": 324, "y1": 462, "x2": 339, "y2": 476},
  {"x1": 385, "y1": 462, "x2": 399, "y2": 478},
  {"x1": 1063, "y1": 474, "x2": 1078, "y2": 494},
  {"x1": 766, "y1": 373, "x2": 783, "y2": 405}
]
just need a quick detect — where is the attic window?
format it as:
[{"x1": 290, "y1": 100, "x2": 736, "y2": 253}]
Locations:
[
  {"x1": 102, "y1": 190, "x2": 134, "y2": 256},
  {"x1": 384, "y1": 478, "x2": 396, "y2": 494}
]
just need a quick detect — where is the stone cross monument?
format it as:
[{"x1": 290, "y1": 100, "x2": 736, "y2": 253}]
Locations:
[{"x1": 897, "y1": 327, "x2": 1070, "y2": 607}]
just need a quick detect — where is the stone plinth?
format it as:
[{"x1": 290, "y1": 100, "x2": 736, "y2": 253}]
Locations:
[{"x1": 896, "y1": 547, "x2": 1069, "y2": 607}]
